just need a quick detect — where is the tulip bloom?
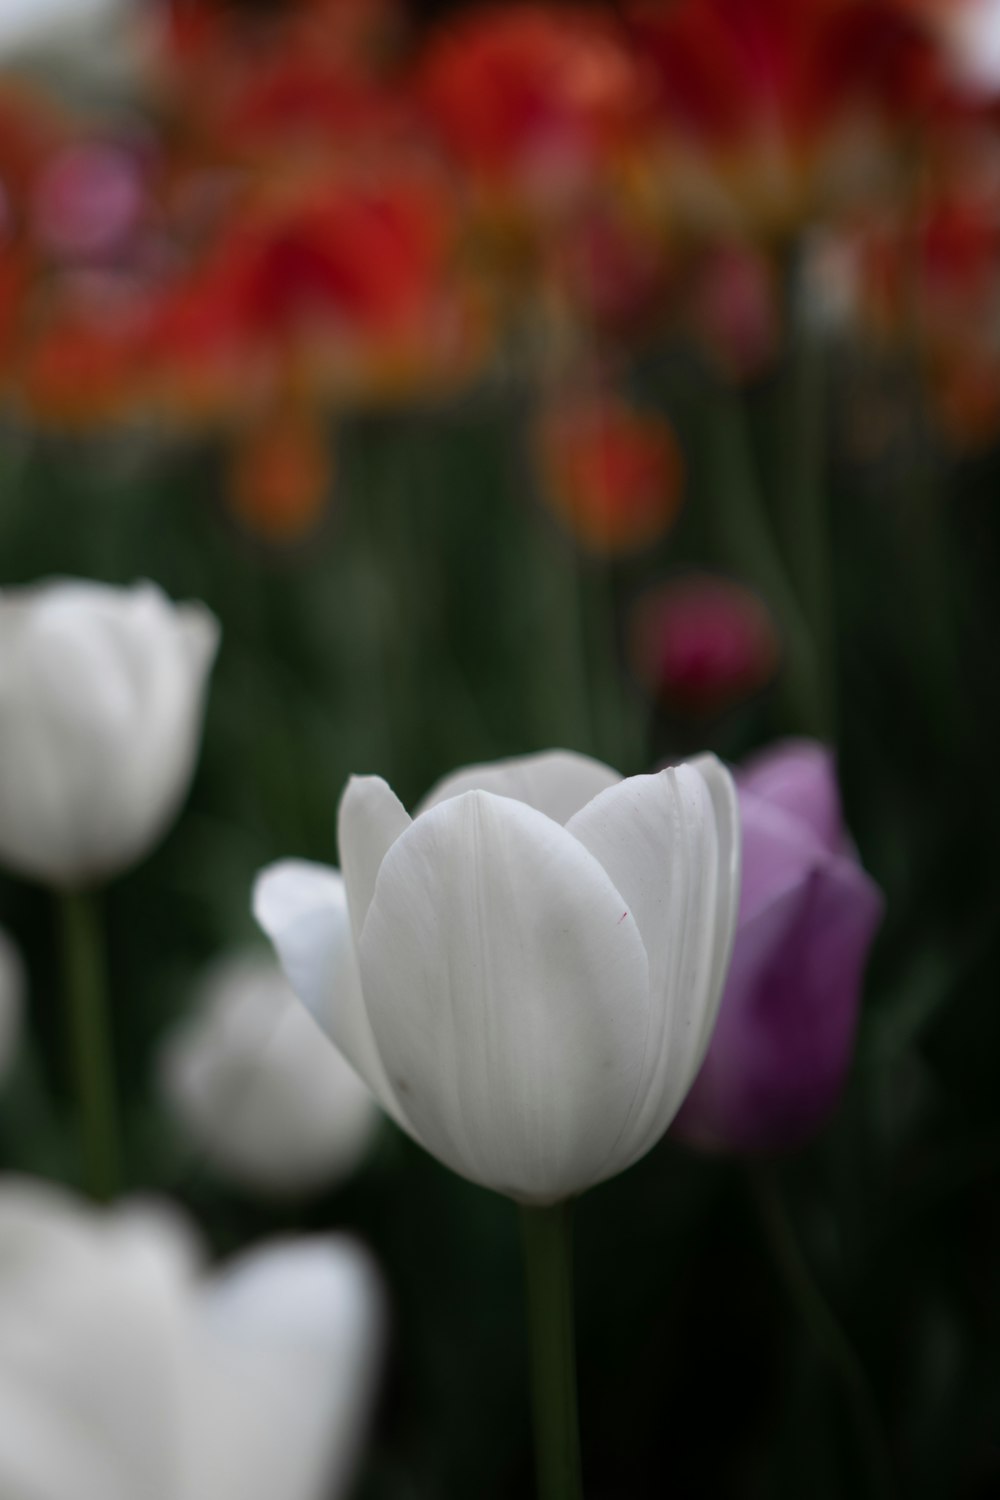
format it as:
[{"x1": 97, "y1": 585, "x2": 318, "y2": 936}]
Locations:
[
  {"x1": 675, "y1": 740, "x2": 884, "y2": 1153},
  {"x1": 0, "y1": 580, "x2": 218, "y2": 887},
  {"x1": 161, "y1": 950, "x2": 379, "y2": 1197},
  {"x1": 0, "y1": 1178, "x2": 384, "y2": 1500},
  {"x1": 255, "y1": 749, "x2": 740, "y2": 1205}
]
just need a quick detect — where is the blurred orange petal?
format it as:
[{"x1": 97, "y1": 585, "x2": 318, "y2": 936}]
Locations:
[
  {"x1": 227, "y1": 406, "x2": 332, "y2": 543},
  {"x1": 537, "y1": 393, "x2": 683, "y2": 556}
]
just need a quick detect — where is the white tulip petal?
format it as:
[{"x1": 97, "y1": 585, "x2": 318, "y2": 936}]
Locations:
[
  {"x1": 160, "y1": 952, "x2": 379, "y2": 1197},
  {"x1": 566, "y1": 756, "x2": 740, "y2": 1165},
  {"x1": 359, "y1": 790, "x2": 651, "y2": 1203},
  {"x1": 417, "y1": 748, "x2": 621, "y2": 825},
  {"x1": 0, "y1": 579, "x2": 218, "y2": 885},
  {"x1": 337, "y1": 776, "x2": 411, "y2": 942},
  {"x1": 190, "y1": 1238, "x2": 384, "y2": 1500},
  {"x1": 686, "y1": 753, "x2": 741, "y2": 1067},
  {"x1": 0, "y1": 1183, "x2": 383, "y2": 1500},
  {"x1": 176, "y1": 602, "x2": 221, "y2": 675},
  {"x1": 252, "y1": 861, "x2": 407, "y2": 1129}
]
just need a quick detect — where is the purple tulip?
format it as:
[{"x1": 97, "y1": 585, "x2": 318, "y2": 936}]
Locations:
[{"x1": 674, "y1": 739, "x2": 884, "y2": 1154}]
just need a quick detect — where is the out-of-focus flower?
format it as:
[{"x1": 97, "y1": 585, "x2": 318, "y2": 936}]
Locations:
[
  {"x1": 254, "y1": 749, "x2": 740, "y2": 1204},
  {"x1": 628, "y1": 574, "x2": 781, "y2": 718},
  {"x1": 536, "y1": 393, "x2": 683, "y2": 556},
  {"x1": 0, "y1": 0, "x2": 139, "y2": 90},
  {"x1": 0, "y1": 927, "x2": 25, "y2": 1085},
  {"x1": 161, "y1": 950, "x2": 379, "y2": 1198},
  {"x1": 417, "y1": 4, "x2": 649, "y2": 209},
  {"x1": 146, "y1": 165, "x2": 480, "y2": 420},
  {"x1": 675, "y1": 739, "x2": 884, "y2": 1153},
  {"x1": 0, "y1": 0, "x2": 127, "y2": 58},
  {"x1": 628, "y1": 0, "x2": 946, "y2": 233},
  {"x1": 546, "y1": 200, "x2": 667, "y2": 334},
  {"x1": 152, "y1": 0, "x2": 411, "y2": 165},
  {"x1": 848, "y1": 171, "x2": 1000, "y2": 443},
  {"x1": 16, "y1": 283, "x2": 149, "y2": 427},
  {"x1": 0, "y1": 1177, "x2": 384, "y2": 1500},
  {"x1": 0, "y1": 579, "x2": 218, "y2": 888},
  {"x1": 31, "y1": 143, "x2": 145, "y2": 263},
  {"x1": 936, "y1": 0, "x2": 1000, "y2": 94},
  {"x1": 688, "y1": 241, "x2": 779, "y2": 379},
  {"x1": 226, "y1": 406, "x2": 332, "y2": 545}
]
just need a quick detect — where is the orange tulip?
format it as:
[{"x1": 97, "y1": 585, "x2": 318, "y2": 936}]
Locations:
[{"x1": 537, "y1": 393, "x2": 683, "y2": 556}]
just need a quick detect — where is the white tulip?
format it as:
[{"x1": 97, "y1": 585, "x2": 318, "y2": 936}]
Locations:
[
  {"x1": 254, "y1": 749, "x2": 740, "y2": 1205},
  {"x1": 0, "y1": 1177, "x2": 384, "y2": 1500},
  {"x1": 943, "y1": 0, "x2": 1000, "y2": 93},
  {"x1": 160, "y1": 951, "x2": 379, "y2": 1198},
  {"x1": 0, "y1": 927, "x2": 25, "y2": 1085},
  {"x1": 0, "y1": 580, "x2": 219, "y2": 887},
  {"x1": 0, "y1": 0, "x2": 139, "y2": 92}
]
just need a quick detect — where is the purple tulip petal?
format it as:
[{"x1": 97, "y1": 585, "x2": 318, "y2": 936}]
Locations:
[
  {"x1": 738, "y1": 739, "x2": 845, "y2": 856},
  {"x1": 674, "y1": 739, "x2": 885, "y2": 1154}
]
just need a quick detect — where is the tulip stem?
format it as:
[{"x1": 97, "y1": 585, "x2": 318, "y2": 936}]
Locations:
[
  {"x1": 705, "y1": 389, "x2": 831, "y2": 740},
  {"x1": 59, "y1": 889, "x2": 120, "y2": 1202},
  {"x1": 519, "y1": 1200, "x2": 584, "y2": 1500},
  {"x1": 748, "y1": 1164, "x2": 895, "y2": 1500}
]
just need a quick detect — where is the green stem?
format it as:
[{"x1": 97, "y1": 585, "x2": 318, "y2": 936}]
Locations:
[
  {"x1": 748, "y1": 1164, "x2": 895, "y2": 1500},
  {"x1": 705, "y1": 389, "x2": 831, "y2": 740},
  {"x1": 519, "y1": 1201, "x2": 584, "y2": 1500},
  {"x1": 780, "y1": 320, "x2": 837, "y2": 738},
  {"x1": 59, "y1": 889, "x2": 119, "y2": 1201}
]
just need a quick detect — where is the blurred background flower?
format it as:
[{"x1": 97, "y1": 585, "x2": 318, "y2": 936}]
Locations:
[
  {"x1": 0, "y1": 1178, "x2": 385, "y2": 1500},
  {"x1": 160, "y1": 948, "x2": 379, "y2": 1198},
  {"x1": 675, "y1": 740, "x2": 884, "y2": 1154},
  {"x1": 628, "y1": 574, "x2": 781, "y2": 720},
  {"x1": 536, "y1": 392, "x2": 684, "y2": 557},
  {"x1": 0, "y1": 580, "x2": 218, "y2": 888}
]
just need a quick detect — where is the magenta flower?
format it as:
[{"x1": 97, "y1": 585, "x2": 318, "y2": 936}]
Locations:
[{"x1": 674, "y1": 740, "x2": 884, "y2": 1154}]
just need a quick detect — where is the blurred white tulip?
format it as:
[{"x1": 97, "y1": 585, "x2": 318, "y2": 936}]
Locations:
[
  {"x1": 0, "y1": 1178, "x2": 384, "y2": 1500},
  {"x1": 0, "y1": 927, "x2": 25, "y2": 1085},
  {"x1": 255, "y1": 749, "x2": 740, "y2": 1205},
  {"x1": 160, "y1": 950, "x2": 379, "y2": 1198},
  {"x1": 0, "y1": 0, "x2": 138, "y2": 88},
  {"x1": 936, "y1": 0, "x2": 1000, "y2": 93},
  {"x1": 0, "y1": 580, "x2": 219, "y2": 887}
]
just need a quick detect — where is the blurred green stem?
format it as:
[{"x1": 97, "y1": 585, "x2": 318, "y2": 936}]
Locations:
[
  {"x1": 59, "y1": 888, "x2": 119, "y2": 1201},
  {"x1": 519, "y1": 1200, "x2": 583, "y2": 1500},
  {"x1": 748, "y1": 1164, "x2": 894, "y2": 1500},
  {"x1": 779, "y1": 321, "x2": 837, "y2": 738},
  {"x1": 582, "y1": 559, "x2": 643, "y2": 772},
  {"x1": 706, "y1": 391, "x2": 832, "y2": 740}
]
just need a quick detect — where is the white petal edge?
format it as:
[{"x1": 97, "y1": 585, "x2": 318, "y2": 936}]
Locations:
[
  {"x1": 252, "y1": 860, "x2": 408, "y2": 1130},
  {"x1": 416, "y1": 748, "x2": 621, "y2": 826},
  {"x1": 176, "y1": 602, "x2": 222, "y2": 676},
  {"x1": 337, "y1": 776, "x2": 411, "y2": 943},
  {"x1": 566, "y1": 755, "x2": 741, "y2": 1170}
]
